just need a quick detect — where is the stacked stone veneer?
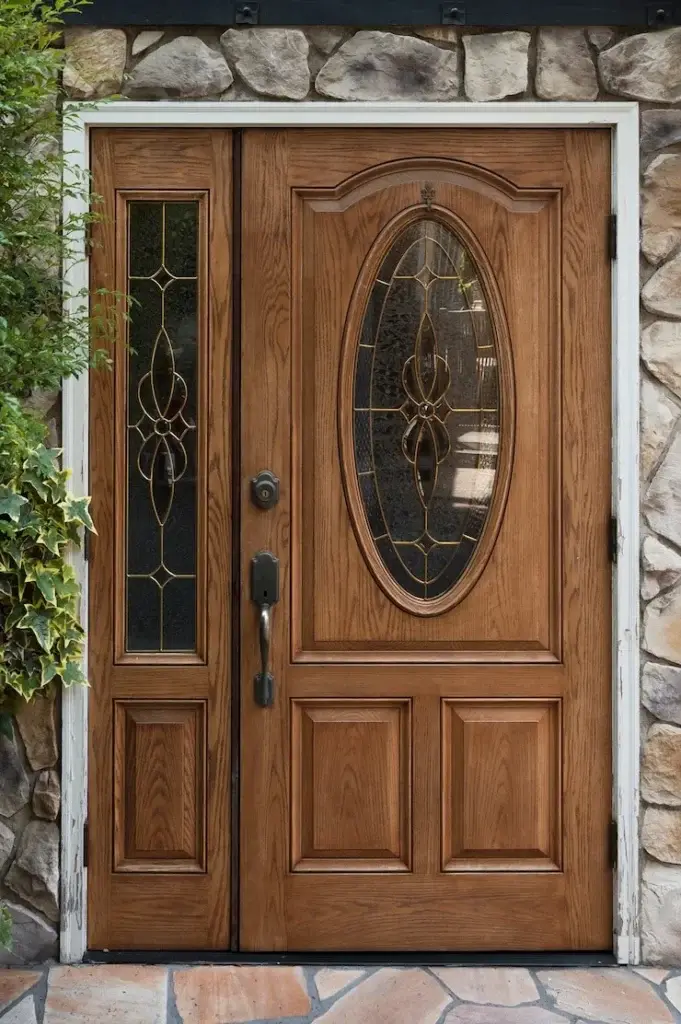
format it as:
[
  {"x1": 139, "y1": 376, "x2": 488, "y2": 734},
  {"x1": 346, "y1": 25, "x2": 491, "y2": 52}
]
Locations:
[
  {"x1": 0, "y1": 696, "x2": 60, "y2": 965},
  {"x1": 50, "y1": 24, "x2": 681, "y2": 963}
]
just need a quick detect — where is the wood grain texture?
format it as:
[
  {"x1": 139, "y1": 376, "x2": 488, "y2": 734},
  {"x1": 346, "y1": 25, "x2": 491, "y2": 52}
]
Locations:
[
  {"x1": 441, "y1": 699, "x2": 561, "y2": 871},
  {"x1": 291, "y1": 700, "x2": 411, "y2": 871},
  {"x1": 88, "y1": 130, "x2": 232, "y2": 950},
  {"x1": 240, "y1": 127, "x2": 612, "y2": 952},
  {"x1": 113, "y1": 701, "x2": 206, "y2": 872},
  {"x1": 291, "y1": 149, "x2": 560, "y2": 660}
]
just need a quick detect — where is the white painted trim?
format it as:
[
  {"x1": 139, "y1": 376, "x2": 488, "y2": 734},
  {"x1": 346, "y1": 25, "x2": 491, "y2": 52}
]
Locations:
[
  {"x1": 60, "y1": 113, "x2": 90, "y2": 964},
  {"x1": 61, "y1": 100, "x2": 640, "y2": 964}
]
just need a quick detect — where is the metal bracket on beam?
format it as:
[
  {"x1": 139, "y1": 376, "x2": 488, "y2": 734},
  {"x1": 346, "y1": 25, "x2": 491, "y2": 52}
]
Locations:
[
  {"x1": 235, "y1": 1, "x2": 259, "y2": 23},
  {"x1": 441, "y1": 2, "x2": 466, "y2": 23}
]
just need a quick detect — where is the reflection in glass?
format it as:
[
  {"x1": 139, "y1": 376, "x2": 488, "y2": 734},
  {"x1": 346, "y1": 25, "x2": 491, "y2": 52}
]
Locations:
[
  {"x1": 353, "y1": 218, "x2": 500, "y2": 601},
  {"x1": 126, "y1": 201, "x2": 199, "y2": 651}
]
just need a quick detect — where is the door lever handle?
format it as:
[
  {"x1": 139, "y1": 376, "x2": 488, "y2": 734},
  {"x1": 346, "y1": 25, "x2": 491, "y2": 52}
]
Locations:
[
  {"x1": 256, "y1": 603, "x2": 274, "y2": 707},
  {"x1": 251, "y1": 550, "x2": 279, "y2": 707}
]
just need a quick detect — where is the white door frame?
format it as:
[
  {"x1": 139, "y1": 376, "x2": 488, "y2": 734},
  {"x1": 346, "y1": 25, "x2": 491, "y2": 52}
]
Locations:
[{"x1": 61, "y1": 100, "x2": 640, "y2": 964}]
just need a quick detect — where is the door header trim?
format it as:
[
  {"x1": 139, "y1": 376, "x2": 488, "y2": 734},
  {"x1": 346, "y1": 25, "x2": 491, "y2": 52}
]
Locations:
[{"x1": 61, "y1": 101, "x2": 640, "y2": 964}]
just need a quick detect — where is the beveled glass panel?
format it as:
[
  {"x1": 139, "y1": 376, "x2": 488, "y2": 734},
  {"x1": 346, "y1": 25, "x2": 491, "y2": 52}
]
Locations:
[
  {"x1": 353, "y1": 217, "x2": 501, "y2": 601},
  {"x1": 126, "y1": 200, "x2": 199, "y2": 652}
]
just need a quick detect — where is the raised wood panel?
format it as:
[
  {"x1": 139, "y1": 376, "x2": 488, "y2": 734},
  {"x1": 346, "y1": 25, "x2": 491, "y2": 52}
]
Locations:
[
  {"x1": 292, "y1": 161, "x2": 561, "y2": 660},
  {"x1": 114, "y1": 700, "x2": 206, "y2": 872},
  {"x1": 442, "y1": 699, "x2": 561, "y2": 871},
  {"x1": 291, "y1": 700, "x2": 411, "y2": 871}
]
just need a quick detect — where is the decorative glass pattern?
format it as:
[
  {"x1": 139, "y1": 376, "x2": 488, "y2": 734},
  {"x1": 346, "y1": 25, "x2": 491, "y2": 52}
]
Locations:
[
  {"x1": 126, "y1": 201, "x2": 199, "y2": 652},
  {"x1": 353, "y1": 217, "x2": 500, "y2": 601}
]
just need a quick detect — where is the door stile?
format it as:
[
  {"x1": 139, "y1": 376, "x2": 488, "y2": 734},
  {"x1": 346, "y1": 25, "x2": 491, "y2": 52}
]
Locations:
[{"x1": 230, "y1": 128, "x2": 243, "y2": 954}]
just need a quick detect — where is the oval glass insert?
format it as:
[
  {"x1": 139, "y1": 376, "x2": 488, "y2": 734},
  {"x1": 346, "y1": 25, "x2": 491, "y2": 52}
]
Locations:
[{"x1": 352, "y1": 217, "x2": 502, "y2": 602}]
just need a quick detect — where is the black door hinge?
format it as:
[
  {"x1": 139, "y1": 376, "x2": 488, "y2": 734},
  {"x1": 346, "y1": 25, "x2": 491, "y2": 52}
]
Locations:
[
  {"x1": 609, "y1": 820, "x2": 618, "y2": 869},
  {"x1": 609, "y1": 515, "x2": 618, "y2": 564},
  {"x1": 83, "y1": 821, "x2": 89, "y2": 868},
  {"x1": 608, "y1": 213, "x2": 617, "y2": 260},
  {"x1": 82, "y1": 530, "x2": 89, "y2": 562}
]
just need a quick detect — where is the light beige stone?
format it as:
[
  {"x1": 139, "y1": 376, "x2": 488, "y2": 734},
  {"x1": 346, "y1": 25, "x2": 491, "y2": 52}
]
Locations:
[
  {"x1": 643, "y1": 663, "x2": 681, "y2": 726},
  {"x1": 315, "y1": 31, "x2": 459, "y2": 101},
  {"x1": 314, "y1": 968, "x2": 450, "y2": 1024},
  {"x1": 588, "y1": 27, "x2": 616, "y2": 50},
  {"x1": 642, "y1": 535, "x2": 681, "y2": 601},
  {"x1": 432, "y1": 967, "x2": 538, "y2": 1005},
  {"x1": 463, "y1": 32, "x2": 530, "y2": 101},
  {"x1": 600, "y1": 27, "x2": 681, "y2": 101},
  {"x1": 665, "y1": 974, "x2": 681, "y2": 1010},
  {"x1": 173, "y1": 966, "x2": 310, "y2": 1023},
  {"x1": 643, "y1": 321, "x2": 681, "y2": 400},
  {"x1": 633, "y1": 966, "x2": 669, "y2": 982},
  {"x1": 315, "y1": 968, "x2": 365, "y2": 1000},
  {"x1": 642, "y1": 110, "x2": 681, "y2": 156},
  {"x1": 414, "y1": 27, "x2": 458, "y2": 42},
  {"x1": 2, "y1": 998, "x2": 37, "y2": 1024},
  {"x1": 0, "y1": 902, "x2": 57, "y2": 966},
  {"x1": 645, "y1": 429, "x2": 681, "y2": 545},
  {"x1": 446, "y1": 1009, "x2": 567, "y2": 1024},
  {"x1": 643, "y1": 155, "x2": 681, "y2": 266},
  {"x1": 644, "y1": 806, "x2": 681, "y2": 863},
  {"x1": 44, "y1": 966, "x2": 167, "y2": 1024},
  {"x1": 306, "y1": 27, "x2": 349, "y2": 53},
  {"x1": 63, "y1": 28, "x2": 127, "y2": 99},
  {"x1": 645, "y1": 586, "x2": 681, "y2": 663},
  {"x1": 15, "y1": 694, "x2": 57, "y2": 771},
  {"x1": 125, "y1": 36, "x2": 233, "y2": 98},
  {"x1": 220, "y1": 28, "x2": 310, "y2": 100},
  {"x1": 641, "y1": 377, "x2": 677, "y2": 480},
  {"x1": 642, "y1": 860, "x2": 681, "y2": 963},
  {"x1": 536, "y1": 28, "x2": 597, "y2": 100},
  {"x1": 131, "y1": 30, "x2": 164, "y2": 56},
  {"x1": 0, "y1": 973, "x2": 41, "y2": 1013},
  {"x1": 643, "y1": 253, "x2": 681, "y2": 319},
  {"x1": 32, "y1": 769, "x2": 60, "y2": 821},
  {"x1": 642, "y1": 723, "x2": 681, "y2": 805},
  {"x1": 537, "y1": 968, "x2": 674, "y2": 1023}
]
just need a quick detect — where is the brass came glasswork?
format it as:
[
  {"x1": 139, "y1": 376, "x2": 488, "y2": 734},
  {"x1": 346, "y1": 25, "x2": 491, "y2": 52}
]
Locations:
[
  {"x1": 352, "y1": 215, "x2": 501, "y2": 602},
  {"x1": 126, "y1": 200, "x2": 199, "y2": 652}
]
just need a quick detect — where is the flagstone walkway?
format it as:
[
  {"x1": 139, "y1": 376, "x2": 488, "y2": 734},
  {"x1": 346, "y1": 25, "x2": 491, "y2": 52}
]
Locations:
[{"x1": 1, "y1": 964, "x2": 681, "y2": 1024}]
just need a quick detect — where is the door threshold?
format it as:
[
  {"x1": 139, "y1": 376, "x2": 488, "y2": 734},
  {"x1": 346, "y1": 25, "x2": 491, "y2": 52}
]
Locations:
[{"x1": 84, "y1": 950, "x2": 617, "y2": 967}]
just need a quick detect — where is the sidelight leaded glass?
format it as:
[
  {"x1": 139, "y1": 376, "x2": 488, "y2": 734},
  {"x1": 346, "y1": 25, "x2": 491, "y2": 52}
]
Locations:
[
  {"x1": 126, "y1": 201, "x2": 199, "y2": 652},
  {"x1": 353, "y1": 218, "x2": 500, "y2": 601}
]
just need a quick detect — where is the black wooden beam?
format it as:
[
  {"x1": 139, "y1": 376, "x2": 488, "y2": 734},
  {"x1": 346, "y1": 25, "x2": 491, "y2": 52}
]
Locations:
[{"x1": 64, "y1": 0, "x2": 680, "y2": 26}]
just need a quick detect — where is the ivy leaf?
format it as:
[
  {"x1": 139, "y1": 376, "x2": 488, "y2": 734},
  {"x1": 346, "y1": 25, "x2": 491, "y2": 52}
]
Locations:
[
  {"x1": 60, "y1": 659, "x2": 86, "y2": 687},
  {"x1": 60, "y1": 495, "x2": 95, "y2": 532},
  {"x1": 17, "y1": 608, "x2": 52, "y2": 652},
  {"x1": 33, "y1": 569, "x2": 57, "y2": 606},
  {"x1": 21, "y1": 469, "x2": 49, "y2": 501},
  {"x1": 0, "y1": 488, "x2": 27, "y2": 522}
]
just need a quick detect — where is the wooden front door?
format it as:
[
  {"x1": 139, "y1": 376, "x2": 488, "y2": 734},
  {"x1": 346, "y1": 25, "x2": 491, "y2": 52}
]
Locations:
[
  {"x1": 239, "y1": 128, "x2": 612, "y2": 952},
  {"x1": 89, "y1": 127, "x2": 612, "y2": 953}
]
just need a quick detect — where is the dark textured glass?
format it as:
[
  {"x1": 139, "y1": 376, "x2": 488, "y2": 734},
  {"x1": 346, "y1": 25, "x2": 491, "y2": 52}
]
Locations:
[
  {"x1": 126, "y1": 201, "x2": 199, "y2": 652},
  {"x1": 352, "y1": 217, "x2": 501, "y2": 601}
]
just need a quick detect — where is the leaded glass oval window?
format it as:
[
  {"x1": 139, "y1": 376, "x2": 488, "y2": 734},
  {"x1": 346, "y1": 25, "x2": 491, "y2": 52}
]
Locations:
[{"x1": 346, "y1": 214, "x2": 512, "y2": 612}]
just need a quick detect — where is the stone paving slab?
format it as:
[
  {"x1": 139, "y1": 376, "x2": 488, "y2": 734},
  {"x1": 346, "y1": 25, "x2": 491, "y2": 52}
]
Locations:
[{"x1": 0, "y1": 965, "x2": 680, "y2": 1024}]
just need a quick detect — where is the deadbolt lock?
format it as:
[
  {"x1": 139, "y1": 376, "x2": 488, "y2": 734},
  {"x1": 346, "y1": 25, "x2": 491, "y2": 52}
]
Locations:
[{"x1": 251, "y1": 469, "x2": 279, "y2": 510}]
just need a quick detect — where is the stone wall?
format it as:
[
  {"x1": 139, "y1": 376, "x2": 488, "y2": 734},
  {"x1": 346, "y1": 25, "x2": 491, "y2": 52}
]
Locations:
[{"x1": 52, "y1": 23, "x2": 681, "y2": 963}]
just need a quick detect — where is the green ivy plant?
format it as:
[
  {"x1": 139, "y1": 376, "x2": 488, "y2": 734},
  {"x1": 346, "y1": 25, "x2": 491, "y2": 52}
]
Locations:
[
  {"x1": 0, "y1": 0, "x2": 116, "y2": 950},
  {"x1": 0, "y1": 395, "x2": 93, "y2": 717}
]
